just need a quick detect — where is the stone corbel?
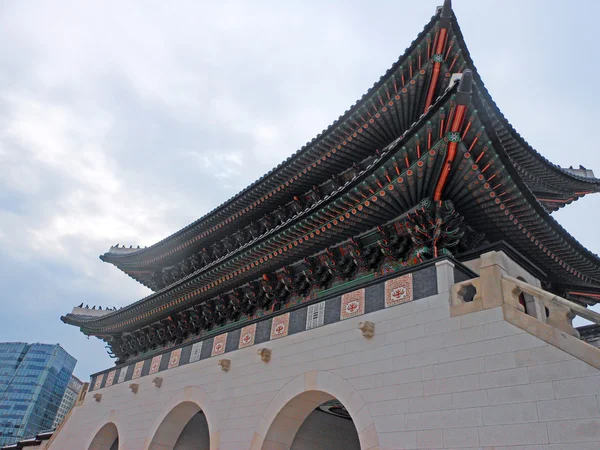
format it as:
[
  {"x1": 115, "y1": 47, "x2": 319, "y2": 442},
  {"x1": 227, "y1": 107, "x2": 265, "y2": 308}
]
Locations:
[
  {"x1": 218, "y1": 359, "x2": 231, "y2": 372},
  {"x1": 93, "y1": 393, "x2": 102, "y2": 402},
  {"x1": 129, "y1": 383, "x2": 139, "y2": 393},
  {"x1": 257, "y1": 348, "x2": 272, "y2": 362},
  {"x1": 152, "y1": 377, "x2": 163, "y2": 388},
  {"x1": 358, "y1": 321, "x2": 375, "y2": 338}
]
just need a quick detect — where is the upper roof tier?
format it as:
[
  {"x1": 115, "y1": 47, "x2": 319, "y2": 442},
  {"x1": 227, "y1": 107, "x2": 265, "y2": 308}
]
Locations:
[{"x1": 100, "y1": 1, "x2": 600, "y2": 289}]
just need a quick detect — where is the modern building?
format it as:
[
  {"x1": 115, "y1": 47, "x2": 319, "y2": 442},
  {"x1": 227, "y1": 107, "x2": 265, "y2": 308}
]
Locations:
[
  {"x1": 46, "y1": 1, "x2": 600, "y2": 449},
  {"x1": 0, "y1": 343, "x2": 76, "y2": 446},
  {"x1": 51, "y1": 375, "x2": 83, "y2": 429}
]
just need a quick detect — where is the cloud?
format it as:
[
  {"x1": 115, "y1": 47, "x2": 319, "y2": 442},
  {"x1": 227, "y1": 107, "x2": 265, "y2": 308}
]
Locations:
[{"x1": 1, "y1": 0, "x2": 599, "y2": 378}]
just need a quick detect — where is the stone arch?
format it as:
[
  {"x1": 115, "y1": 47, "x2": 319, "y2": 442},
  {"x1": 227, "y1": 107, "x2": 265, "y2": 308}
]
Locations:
[
  {"x1": 87, "y1": 421, "x2": 119, "y2": 450},
  {"x1": 146, "y1": 386, "x2": 218, "y2": 450},
  {"x1": 251, "y1": 370, "x2": 379, "y2": 450}
]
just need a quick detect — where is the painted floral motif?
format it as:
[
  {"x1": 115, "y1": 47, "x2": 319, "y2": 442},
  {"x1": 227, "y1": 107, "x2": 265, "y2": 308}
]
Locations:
[
  {"x1": 149, "y1": 355, "x2": 162, "y2": 375},
  {"x1": 211, "y1": 333, "x2": 227, "y2": 357},
  {"x1": 168, "y1": 348, "x2": 182, "y2": 369},
  {"x1": 238, "y1": 324, "x2": 256, "y2": 349},
  {"x1": 93, "y1": 373, "x2": 104, "y2": 390},
  {"x1": 340, "y1": 289, "x2": 365, "y2": 320},
  {"x1": 345, "y1": 301, "x2": 360, "y2": 314},
  {"x1": 105, "y1": 370, "x2": 116, "y2": 387},
  {"x1": 385, "y1": 273, "x2": 413, "y2": 308},
  {"x1": 270, "y1": 313, "x2": 290, "y2": 340},
  {"x1": 132, "y1": 361, "x2": 144, "y2": 379}
]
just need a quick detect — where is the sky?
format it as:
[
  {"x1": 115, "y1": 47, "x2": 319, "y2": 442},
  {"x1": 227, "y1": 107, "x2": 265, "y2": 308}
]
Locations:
[{"x1": 1, "y1": 0, "x2": 599, "y2": 379}]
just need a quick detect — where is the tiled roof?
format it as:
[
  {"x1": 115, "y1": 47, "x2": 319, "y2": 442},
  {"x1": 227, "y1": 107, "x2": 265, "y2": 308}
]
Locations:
[{"x1": 64, "y1": 1, "x2": 600, "y2": 338}]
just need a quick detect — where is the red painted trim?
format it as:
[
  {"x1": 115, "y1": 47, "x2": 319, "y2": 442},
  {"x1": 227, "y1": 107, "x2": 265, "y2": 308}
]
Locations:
[
  {"x1": 433, "y1": 105, "x2": 467, "y2": 202},
  {"x1": 423, "y1": 28, "x2": 447, "y2": 113},
  {"x1": 536, "y1": 198, "x2": 572, "y2": 203},
  {"x1": 568, "y1": 291, "x2": 600, "y2": 300},
  {"x1": 433, "y1": 104, "x2": 467, "y2": 201}
]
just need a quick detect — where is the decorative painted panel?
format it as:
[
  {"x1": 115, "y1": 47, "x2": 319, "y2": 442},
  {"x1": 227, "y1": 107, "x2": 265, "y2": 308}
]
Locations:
[
  {"x1": 270, "y1": 313, "x2": 290, "y2": 340},
  {"x1": 189, "y1": 341, "x2": 203, "y2": 363},
  {"x1": 149, "y1": 355, "x2": 162, "y2": 374},
  {"x1": 340, "y1": 289, "x2": 365, "y2": 320},
  {"x1": 239, "y1": 324, "x2": 257, "y2": 349},
  {"x1": 117, "y1": 367, "x2": 128, "y2": 384},
  {"x1": 168, "y1": 348, "x2": 182, "y2": 369},
  {"x1": 132, "y1": 361, "x2": 144, "y2": 379},
  {"x1": 93, "y1": 374, "x2": 104, "y2": 390},
  {"x1": 306, "y1": 301, "x2": 325, "y2": 329},
  {"x1": 212, "y1": 333, "x2": 227, "y2": 356},
  {"x1": 105, "y1": 370, "x2": 116, "y2": 387},
  {"x1": 385, "y1": 273, "x2": 413, "y2": 307}
]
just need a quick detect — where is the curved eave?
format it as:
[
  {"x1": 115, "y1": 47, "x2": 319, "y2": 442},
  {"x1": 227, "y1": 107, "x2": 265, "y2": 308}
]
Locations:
[
  {"x1": 462, "y1": 85, "x2": 600, "y2": 287},
  {"x1": 448, "y1": 12, "x2": 600, "y2": 201},
  {"x1": 100, "y1": 10, "x2": 444, "y2": 269},
  {"x1": 537, "y1": 194, "x2": 584, "y2": 213}
]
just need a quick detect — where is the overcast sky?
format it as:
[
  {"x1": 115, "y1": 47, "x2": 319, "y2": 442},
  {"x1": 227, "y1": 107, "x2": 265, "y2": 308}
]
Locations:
[{"x1": 1, "y1": 0, "x2": 599, "y2": 379}]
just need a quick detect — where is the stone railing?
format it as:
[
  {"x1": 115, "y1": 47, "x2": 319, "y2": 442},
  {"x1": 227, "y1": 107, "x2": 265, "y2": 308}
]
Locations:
[
  {"x1": 450, "y1": 251, "x2": 600, "y2": 340},
  {"x1": 502, "y1": 274, "x2": 600, "y2": 338}
]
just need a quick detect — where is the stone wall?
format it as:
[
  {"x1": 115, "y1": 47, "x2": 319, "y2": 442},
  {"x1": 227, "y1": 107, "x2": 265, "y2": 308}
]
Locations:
[{"x1": 49, "y1": 253, "x2": 600, "y2": 450}]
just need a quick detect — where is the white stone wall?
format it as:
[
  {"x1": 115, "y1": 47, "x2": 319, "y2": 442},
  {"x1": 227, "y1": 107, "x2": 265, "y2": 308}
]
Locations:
[{"x1": 50, "y1": 266, "x2": 600, "y2": 450}]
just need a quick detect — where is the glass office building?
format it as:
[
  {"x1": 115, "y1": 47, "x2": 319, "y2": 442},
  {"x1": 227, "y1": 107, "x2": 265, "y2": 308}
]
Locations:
[
  {"x1": 0, "y1": 343, "x2": 76, "y2": 446},
  {"x1": 52, "y1": 375, "x2": 83, "y2": 429}
]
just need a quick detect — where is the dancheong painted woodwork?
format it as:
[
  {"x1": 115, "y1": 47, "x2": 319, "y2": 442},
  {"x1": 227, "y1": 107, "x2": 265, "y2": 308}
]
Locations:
[{"x1": 62, "y1": 0, "x2": 600, "y2": 365}]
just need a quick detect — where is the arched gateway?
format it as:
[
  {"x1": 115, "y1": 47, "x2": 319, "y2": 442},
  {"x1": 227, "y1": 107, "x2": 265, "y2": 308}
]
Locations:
[
  {"x1": 147, "y1": 387, "x2": 215, "y2": 450},
  {"x1": 149, "y1": 403, "x2": 209, "y2": 450},
  {"x1": 252, "y1": 371, "x2": 378, "y2": 450},
  {"x1": 87, "y1": 422, "x2": 119, "y2": 450},
  {"x1": 262, "y1": 391, "x2": 359, "y2": 450}
]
